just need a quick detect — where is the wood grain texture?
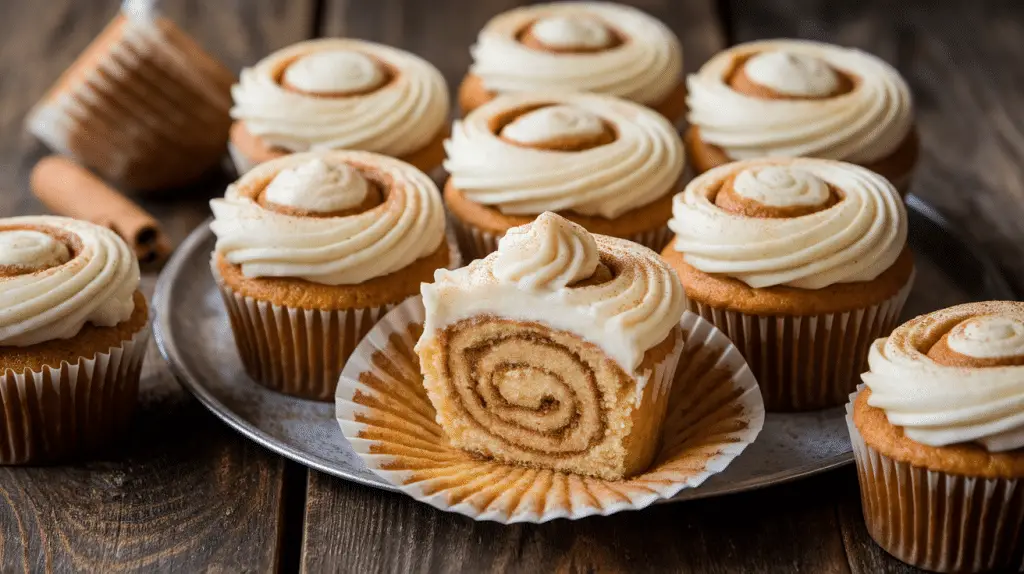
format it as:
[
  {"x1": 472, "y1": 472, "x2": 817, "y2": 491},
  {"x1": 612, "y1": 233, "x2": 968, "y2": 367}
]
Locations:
[
  {"x1": 0, "y1": 1, "x2": 317, "y2": 571},
  {"x1": 302, "y1": 469, "x2": 852, "y2": 574}
]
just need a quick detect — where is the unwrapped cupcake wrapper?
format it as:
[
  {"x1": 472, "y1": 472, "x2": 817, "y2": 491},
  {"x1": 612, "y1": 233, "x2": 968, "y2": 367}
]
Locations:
[
  {"x1": 685, "y1": 278, "x2": 913, "y2": 412},
  {"x1": 448, "y1": 214, "x2": 675, "y2": 262},
  {"x1": 214, "y1": 237, "x2": 461, "y2": 402},
  {"x1": 26, "y1": 14, "x2": 233, "y2": 191},
  {"x1": 0, "y1": 327, "x2": 150, "y2": 465},
  {"x1": 335, "y1": 296, "x2": 765, "y2": 523},
  {"x1": 846, "y1": 388, "x2": 1024, "y2": 573}
]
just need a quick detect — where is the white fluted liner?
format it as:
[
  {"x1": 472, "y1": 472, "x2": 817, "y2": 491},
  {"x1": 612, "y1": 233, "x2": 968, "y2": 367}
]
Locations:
[
  {"x1": 214, "y1": 236, "x2": 461, "y2": 401},
  {"x1": 449, "y1": 214, "x2": 674, "y2": 262},
  {"x1": 335, "y1": 296, "x2": 765, "y2": 523},
  {"x1": 846, "y1": 388, "x2": 1024, "y2": 573},
  {"x1": 0, "y1": 326, "x2": 149, "y2": 464},
  {"x1": 685, "y1": 276, "x2": 913, "y2": 411}
]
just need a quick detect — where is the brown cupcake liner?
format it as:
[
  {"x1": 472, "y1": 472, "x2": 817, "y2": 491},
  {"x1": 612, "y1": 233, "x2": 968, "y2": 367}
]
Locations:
[
  {"x1": 213, "y1": 237, "x2": 461, "y2": 401},
  {"x1": 336, "y1": 297, "x2": 765, "y2": 523},
  {"x1": 0, "y1": 326, "x2": 150, "y2": 465},
  {"x1": 684, "y1": 277, "x2": 913, "y2": 412},
  {"x1": 846, "y1": 389, "x2": 1024, "y2": 573},
  {"x1": 26, "y1": 13, "x2": 233, "y2": 191},
  {"x1": 448, "y1": 212, "x2": 675, "y2": 262}
]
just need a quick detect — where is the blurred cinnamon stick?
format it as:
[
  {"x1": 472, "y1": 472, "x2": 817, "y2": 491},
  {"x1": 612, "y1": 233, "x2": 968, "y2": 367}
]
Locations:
[{"x1": 31, "y1": 156, "x2": 172, "y2": 265}]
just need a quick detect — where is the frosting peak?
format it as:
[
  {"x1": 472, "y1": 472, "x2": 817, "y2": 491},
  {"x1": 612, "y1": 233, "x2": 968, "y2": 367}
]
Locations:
[
  {"x1": 500, "y1": 105, "x2": 606, "y2": 146},
  {"x1": 493, "y1": 212, "x2": 599, "y2": 290},
  {"x1": 948, "y1": 316, "x2": 1024, "y2": 360},
  {"x1": 731, "y1": 166, "x2": 831, "y2": 209},
  {"x1": 530, "y1": 16, "x2": 613, "y2": 50},
  {"x1": 0, "y1": 230, "x2": 71, "y2": 273},
  {"x1": 282, "y1": 50, "x2": 385, "y2": 95},
  {"x1": 863, "y1": 301, "x2": 1024, "y2": 453},
  {"x1": 263, "y1": 158, "x2": 369, "y2": 213},
  {"x1": 743, "y1": 51, "x2": 839, "y2": 97}
]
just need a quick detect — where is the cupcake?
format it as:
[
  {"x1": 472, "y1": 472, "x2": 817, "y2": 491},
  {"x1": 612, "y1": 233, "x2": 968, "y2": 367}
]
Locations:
[
  {"x1": 210, "y1": 151, "x2": 456, "y2": 401},
  {"x1": 851, "y1": 302, "x2": 1024, "y2": 573},
  {"x1": 26, "y1": 1, "x2": 235, "y2": 192},
  {"x1": 229, "y1": 39, "x2": 449, "y2": 177},
  {"x1": 686, "y1": 40, "x2": 917, "y2": 193},
  {"x1": 0, "y1": 216, "x2": 149, "y2": 464},
  {"x1": 458, "y1": 2, "x2": 685, "y2": 124},
  {"x1": 444, "y1": 91, "x2": 686, "y2": 260},
  {"x1": 662, "y1": 158, "x2": 914, "y2": 411},
  {"x1": 416, "y1": 212, "x2": 686, "y2": 480}
]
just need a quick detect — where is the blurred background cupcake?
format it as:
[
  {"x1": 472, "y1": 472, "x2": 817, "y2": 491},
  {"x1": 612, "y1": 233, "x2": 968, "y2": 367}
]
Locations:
[
  {"x1": 663, "y1": 157, "x2": 914, "y2": 411},
  {"x1": 210, "y1": 151, "x2": 456, "y2": 401},
  {"x1": 851, "y1": 301, "x2": 1024, "y2": 573},
  {"x1": 25, "y1": 1, "x2": 235, "y2": 192},
  {"x1": 687, "y1": 39, "x2": 917, "y2": 194},
  {"x1": 0, "y1": 216, "x2": 149, "y2": 464},
  {"x1": 459, "y1": 2, "x2": 685, "y2": 124},
  {"x1": 229, "y1": 39, "x2": 450, "y2": 177},
  {"x1": 444, "y1": 91, "x2": 686, "y2": 260}
]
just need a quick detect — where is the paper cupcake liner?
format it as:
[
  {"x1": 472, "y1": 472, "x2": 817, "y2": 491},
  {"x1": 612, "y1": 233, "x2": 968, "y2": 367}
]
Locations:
[
  {"x1": 0, "y1": 326, "x2": 150, "y2": 465},
  {"x1": 26, "y1": 14, "x2": 233, "y2": 191},
  {"x1": 685, "y1": 277, "x2": 913, "y2": 412},
  {"x1": 335, "y1": 296, "x2": 765, "y2": 523},
  {"x1": 449, "y1": 213, "x2": 675, "y2": 262},
  {"x1": 214, "y1": 237, "x2": 461, "y2": 402},
  {"x1": 846, "y1": 388, "x2": 1024, "y2": 573}
]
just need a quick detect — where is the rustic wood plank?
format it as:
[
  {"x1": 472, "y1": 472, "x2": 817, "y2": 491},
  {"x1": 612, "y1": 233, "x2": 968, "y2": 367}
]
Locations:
[
  {"x1": 302, "y1": 469, "x2": 853, "y2": 574},
  {"x1": 0, "y1": 1, "x2": 316, "y2": 571},
  {"x1": 727, "y1": 1, "x2": 1024, "y2": 572},
  {"x1": 726, "y1": 0, "x2": 1024, "y2": 295},
  {"x1": 302, "y1": 3, "x2": 850, "y2": 573}
]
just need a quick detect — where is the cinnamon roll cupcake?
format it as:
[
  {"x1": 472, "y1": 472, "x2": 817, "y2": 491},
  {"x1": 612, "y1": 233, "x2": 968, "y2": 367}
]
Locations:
[
  {"x1": 26, "y1": 2, "x2": 235, "y2": 191},
  {"x1": 0, "y1": 216, "x2": 149, "y2": 464},
  {"x1": 850, "y1": 302, "x2": 1024, "y2": 573},
  {"x1": 662, "y1": 158, "x2": 914, "y2": 411},
  {"x1": 459, "y1": 2, "x2": 685, "y2": 123},
  {"x1": 444, "y1": 92, "x2": 686, "y2": 260},
  {"x1": 417, "y1": 212, "x2": 686, "y2": 480},
  {"x1": 229, "y1": 39, "x2": 449, "y2": 176},
  {"x1": 210, "y1": 151, "x2": 456, "y2": 401},
  {"x1": 687, "y1": 40, "x2": 917, "y2": 193}
]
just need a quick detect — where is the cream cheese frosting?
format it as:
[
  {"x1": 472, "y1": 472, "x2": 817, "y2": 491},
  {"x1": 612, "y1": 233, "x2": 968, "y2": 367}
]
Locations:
[
  {"x1": 670, "y1": 158, "x2": 907, "y2": 289},
  {"x1": 469, "y1": 2, "x2": 682, "y2": 105},
  {"x1": 0, "y1": 216, "x2": 139, "y2": 347},
  {"x1": 445, "y1": 92, "x2": 685, "y2": 218},
  {"x1": 863, "y1": 302, "x2": 1024, "y2": 452},
  {"x1": 499, "y1": 105, "x2": 606, "y2": 146},
  {"x1": 419, "y1": 212, "x2": 685, "y2": 383},
  {"x1": 687, "y1": 39, "x2": 914, "y2": 164},
  {"x1": 263, "y1": 158, "x2": 369, "y2": 213},
  {"x1": 282, "y1": 50, "x2": 385, "y2": 95},
  {"x1": 231, "y1": 39, "x2": 448, "y2": 157},
  {"x1": 210, "y1": 151, "x2": 445, "y2": 285}
]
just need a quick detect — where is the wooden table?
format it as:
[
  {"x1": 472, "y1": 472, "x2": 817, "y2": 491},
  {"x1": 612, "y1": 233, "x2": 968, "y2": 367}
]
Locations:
[{"x1": 1, "y1": 1, "x2": 1022, "y2": 571}]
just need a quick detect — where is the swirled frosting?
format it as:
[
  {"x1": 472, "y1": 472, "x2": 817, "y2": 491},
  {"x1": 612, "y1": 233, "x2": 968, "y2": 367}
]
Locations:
[
  {"x1": 863, "y1": 302, "x2": 1024, "y2": 452},
  {"x1": 500, "y1": 105, "x2": 606, "y2": 146},
  {"x1": 210, "y1": 151, "x2": 446, "y2": 285},
  {"x1": 231, "y1": 39, "x2": 448, "y2": 157},
  {"x1": 282, "y1": 51, "x2": 385, "y2": 95},
  {"x1": 469, "y1": 2, "x2": 682, "y2": 105},
  {"x1": 670, "y1": 158, "x2": 907, "y2": 289},
  {"x1": 263, "y1": 158, "x2": 369, "y2": 213},
  {"x1": 445, "y1": 92, "x2": 685, "y2": 218},
  {"x1": 420, "y1": 212, "x2": 685, "y2": 377},
  {"x1": 688, "y1": 39, "x2": 914, "y2": 164},
  {"x1": 0, "y1": 216, "x2": 139, "y2": 347}
]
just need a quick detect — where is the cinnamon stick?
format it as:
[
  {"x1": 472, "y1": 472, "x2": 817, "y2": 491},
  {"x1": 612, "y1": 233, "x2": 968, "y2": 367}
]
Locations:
[{"x1": 30, "y1": 156, "x2": 172, "y2": 265}]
